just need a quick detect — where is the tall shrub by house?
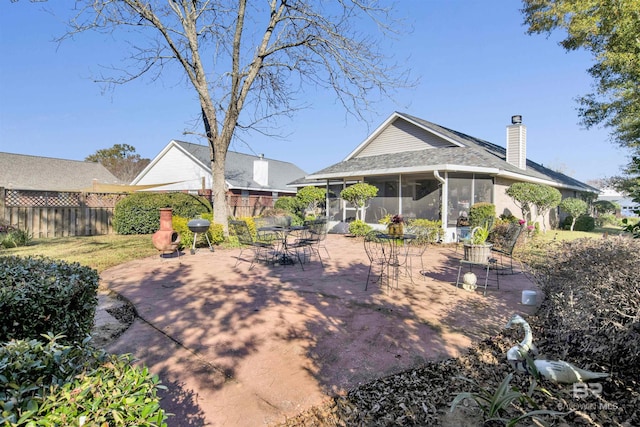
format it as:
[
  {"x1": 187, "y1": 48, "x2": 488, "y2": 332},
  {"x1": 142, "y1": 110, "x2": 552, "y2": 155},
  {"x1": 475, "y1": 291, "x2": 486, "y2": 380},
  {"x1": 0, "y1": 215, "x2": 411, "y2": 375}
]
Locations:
[
  {"x1": 468, "y1": 202, "x2": 496, "y2": 228},
  {"x1": 559, "y1": 197, "x2": 589, "y2": 231},
  {"x1": 340, "y1": 183, "x2": 378, "y2": 221}
]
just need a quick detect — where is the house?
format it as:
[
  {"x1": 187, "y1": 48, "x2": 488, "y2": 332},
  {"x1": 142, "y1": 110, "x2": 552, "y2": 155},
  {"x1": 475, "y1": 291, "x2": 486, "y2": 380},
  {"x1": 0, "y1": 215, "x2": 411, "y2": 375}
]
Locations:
[
  {"x1": 0, "y1": 152, "x2": 122, "y2": 191},
  {"x1": 598, "y1": 188, "x2": 639, "y2": 217},
  {"x1": 131, "y1": 140, "x2": 307, "y2": 203},
  {"x1": 301, "y1": 112, "x2": 597, "y2": 241}
]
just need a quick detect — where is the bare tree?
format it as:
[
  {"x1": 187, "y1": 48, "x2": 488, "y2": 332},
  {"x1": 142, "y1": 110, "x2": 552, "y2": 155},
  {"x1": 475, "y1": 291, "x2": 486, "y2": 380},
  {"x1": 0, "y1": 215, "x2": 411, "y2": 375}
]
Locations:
[{"x1": 53, "y1": 0, "x2": 411, "y2": 234}]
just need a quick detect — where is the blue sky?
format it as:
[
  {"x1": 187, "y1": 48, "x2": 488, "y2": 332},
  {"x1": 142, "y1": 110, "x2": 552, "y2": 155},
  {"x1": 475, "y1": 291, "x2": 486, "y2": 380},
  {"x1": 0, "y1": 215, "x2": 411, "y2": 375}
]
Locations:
[{"x1": 0, "y1": 1, "x2": 631, "y2": 184}]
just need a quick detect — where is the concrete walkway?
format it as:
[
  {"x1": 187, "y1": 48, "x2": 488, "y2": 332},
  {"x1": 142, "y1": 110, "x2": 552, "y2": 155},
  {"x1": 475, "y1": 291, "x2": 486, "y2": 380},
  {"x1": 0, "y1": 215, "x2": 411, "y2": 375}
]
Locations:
[{"x1": 101, "y1": 234, "x2": 539, "y2": 426}]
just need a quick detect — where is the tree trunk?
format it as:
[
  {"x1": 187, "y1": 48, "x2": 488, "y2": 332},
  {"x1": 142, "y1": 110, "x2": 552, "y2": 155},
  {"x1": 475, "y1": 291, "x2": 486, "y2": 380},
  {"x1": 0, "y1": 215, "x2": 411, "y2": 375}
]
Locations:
[{"x1": 211, "y1": 140, "x2": 229, "y2": 236}]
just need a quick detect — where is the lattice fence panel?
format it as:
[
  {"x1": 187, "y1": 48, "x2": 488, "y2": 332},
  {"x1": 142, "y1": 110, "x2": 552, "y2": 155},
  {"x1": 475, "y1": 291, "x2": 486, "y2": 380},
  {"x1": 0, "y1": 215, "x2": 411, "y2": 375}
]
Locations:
[{"x1": 5, "y1": 189, "x2": 127, "y2": 208}]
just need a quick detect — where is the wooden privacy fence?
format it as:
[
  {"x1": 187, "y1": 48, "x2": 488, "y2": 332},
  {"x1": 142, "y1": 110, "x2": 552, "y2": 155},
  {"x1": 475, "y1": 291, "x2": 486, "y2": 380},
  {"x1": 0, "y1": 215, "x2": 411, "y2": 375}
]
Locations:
[
  {"x1": 227, "y1": 194, "x2": 274, "y2": 218},
  {"x1": 0, "y1": 187, "x2": 127, "y2": 239},
  {"x1": 0, "y1": 188, "x2": 278, "y2": 239}
]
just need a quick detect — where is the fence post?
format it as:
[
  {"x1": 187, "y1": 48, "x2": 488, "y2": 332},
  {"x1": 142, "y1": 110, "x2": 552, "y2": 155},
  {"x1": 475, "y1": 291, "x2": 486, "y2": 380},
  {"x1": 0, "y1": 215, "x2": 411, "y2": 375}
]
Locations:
[{"x1": 0, "y1": 187, "x2": 5, "y2": 223}]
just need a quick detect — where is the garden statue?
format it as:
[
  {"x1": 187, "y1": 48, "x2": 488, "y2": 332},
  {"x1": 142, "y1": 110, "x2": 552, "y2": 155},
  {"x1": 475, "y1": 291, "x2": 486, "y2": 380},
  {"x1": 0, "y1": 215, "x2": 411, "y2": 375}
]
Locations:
[
  {"x1": 505, "y1": 314, "x2": 609, "y2": 384},
  {"x1": 461, "y1": 272, "x2": 477, "y2": 291}
]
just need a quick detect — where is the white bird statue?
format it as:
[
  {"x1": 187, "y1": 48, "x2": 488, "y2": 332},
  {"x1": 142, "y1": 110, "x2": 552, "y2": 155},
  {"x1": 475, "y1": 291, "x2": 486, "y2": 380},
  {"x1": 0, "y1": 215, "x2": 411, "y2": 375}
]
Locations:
[
  {"x1": 505, "y1": 314, "x2": 609, "y2": 384},
  {"x1": 505, "y1": 314, "x2": 538, "y2": 356}
]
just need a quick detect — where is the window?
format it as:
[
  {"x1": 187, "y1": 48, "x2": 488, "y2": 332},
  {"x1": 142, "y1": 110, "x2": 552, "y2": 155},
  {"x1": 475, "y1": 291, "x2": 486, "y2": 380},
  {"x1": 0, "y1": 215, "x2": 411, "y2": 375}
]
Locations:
[
  {"x1": 447, "y1": 174, "x2": 493, "y2": 226},
  {"x1": 401, "y1": 175, "x2": 440, "y2": 221},
  {"x1": 365, "y1": 177, "x2": 398, "y2": 223}
]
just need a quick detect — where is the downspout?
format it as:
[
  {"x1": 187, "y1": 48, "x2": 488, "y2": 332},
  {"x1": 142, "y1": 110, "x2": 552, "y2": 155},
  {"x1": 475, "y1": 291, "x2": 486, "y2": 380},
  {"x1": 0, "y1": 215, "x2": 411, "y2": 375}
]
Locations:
[
  {"x1": 325, "y1": 180, "x2": 330, "y2": 220},
  {"x1": 434, "y1": 171, "x2": 448, "y2": 241}
]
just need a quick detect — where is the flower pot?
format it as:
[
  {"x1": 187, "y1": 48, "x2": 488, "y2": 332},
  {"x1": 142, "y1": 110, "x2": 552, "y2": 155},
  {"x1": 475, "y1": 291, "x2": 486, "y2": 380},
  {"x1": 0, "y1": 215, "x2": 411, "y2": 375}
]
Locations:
[
  {"x1": 463, "y1": 243, "x2": 492, "y2": 264},
  {"x1": 387, "y1": 223, "x2": 403, "y2": 236}
]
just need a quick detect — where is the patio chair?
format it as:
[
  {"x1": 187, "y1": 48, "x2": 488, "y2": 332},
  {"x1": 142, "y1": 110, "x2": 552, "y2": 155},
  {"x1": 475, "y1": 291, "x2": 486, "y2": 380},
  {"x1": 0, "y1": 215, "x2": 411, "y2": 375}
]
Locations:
[
  {"x1": 230, "y1": 220, "x2": 277, "y2": 269},
  {"x1": 363, "y1": 231, "x2": 390, "y2": 291},
  {"x1": 296, "y1": 218, "x2": 329, "y2": 267},
  {"x1": 489, "y1": 223, "x2": 524, "y2": 274},
  {"x1": 404, "y1": 227, "x2": 434, "y2": 282}
]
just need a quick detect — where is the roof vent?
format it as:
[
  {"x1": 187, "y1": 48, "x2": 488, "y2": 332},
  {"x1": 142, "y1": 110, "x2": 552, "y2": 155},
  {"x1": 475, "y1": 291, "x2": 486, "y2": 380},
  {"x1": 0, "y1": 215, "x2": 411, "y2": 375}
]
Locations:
[{"x1": 511, "y1": 115, "x2": 522, "y2": 125}]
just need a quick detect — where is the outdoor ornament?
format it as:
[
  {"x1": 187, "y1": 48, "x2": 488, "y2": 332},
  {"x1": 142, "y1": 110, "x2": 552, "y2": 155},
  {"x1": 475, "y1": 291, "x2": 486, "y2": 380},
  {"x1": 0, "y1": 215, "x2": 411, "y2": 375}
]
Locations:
[
  {"x1": 461, "y1": 272, "x2": 477, "y2": 291},
  {"x1": 505, "y1": 314, "x2": 609, "y2": 384}
]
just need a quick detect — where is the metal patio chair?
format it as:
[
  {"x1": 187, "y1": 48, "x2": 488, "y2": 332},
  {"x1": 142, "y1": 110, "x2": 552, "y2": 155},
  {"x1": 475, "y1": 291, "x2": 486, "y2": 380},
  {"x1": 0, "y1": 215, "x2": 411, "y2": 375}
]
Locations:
[
  {"x1": 363, "y1": 231, "x2": 390, "y2": 290},
  {"x1": 489, "y1": 223, "x2": 524, "y2": 274},
  {"x1": 230, "y1": 220, "x2": 277, "y2": 269}
]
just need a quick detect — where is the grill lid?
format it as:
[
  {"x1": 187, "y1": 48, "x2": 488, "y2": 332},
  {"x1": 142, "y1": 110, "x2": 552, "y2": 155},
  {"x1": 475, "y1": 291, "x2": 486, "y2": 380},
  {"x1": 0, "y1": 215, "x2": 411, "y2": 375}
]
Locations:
[{"x1": 188, "y1": 219, "x2": 211, "y2": 233}]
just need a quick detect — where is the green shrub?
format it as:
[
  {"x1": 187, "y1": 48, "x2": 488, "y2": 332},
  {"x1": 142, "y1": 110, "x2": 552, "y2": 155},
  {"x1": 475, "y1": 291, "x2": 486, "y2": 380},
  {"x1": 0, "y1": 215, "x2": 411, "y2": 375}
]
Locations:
[
  {"x1": 468, "y1": 202, "x2": 496, "y2": 228},
  {"x1": 0, "y1": 334, "x2": 167, "y2": 426},
  {"x1": 406, "y1": 219, "x2": 444, "y2": 242},
  {"x1": 0, "y1": 256, "x2": 98, "y2": 344},
  {"x1": 114, "y1": 192, "x2": 212, "y2": 235},
  {"x1": 563, "y1": 214, "x2": 596, "y2": 231},
  {"x1": 273, "y1": 197, "x2": 304, "y2": 224},
  {"x1": 576, "y1": 215, "x2": 596, "y2": 232},
  {"x1": 595, "y1": 213, "x2": 618, "y2": 227},
  {"x1": 348, "y1": 219, "x2": 372, "y2": 236},
  {"x1": 0, "y1": 227, "x2": 32, "y2": 249},
  {"x1": 623, "y1": 217, "x2": 640, "y2": 238}
]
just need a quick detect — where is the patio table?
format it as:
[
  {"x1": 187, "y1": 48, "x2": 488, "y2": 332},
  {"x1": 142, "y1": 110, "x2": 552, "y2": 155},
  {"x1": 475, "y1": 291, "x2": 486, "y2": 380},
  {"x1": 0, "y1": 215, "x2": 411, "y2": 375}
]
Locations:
[
  {"x1": 376, "y1": 233, "x2": 417, "y2": 287},
  {"x1": 258, "y1": 225, "x2": 308, "y2": 267}
]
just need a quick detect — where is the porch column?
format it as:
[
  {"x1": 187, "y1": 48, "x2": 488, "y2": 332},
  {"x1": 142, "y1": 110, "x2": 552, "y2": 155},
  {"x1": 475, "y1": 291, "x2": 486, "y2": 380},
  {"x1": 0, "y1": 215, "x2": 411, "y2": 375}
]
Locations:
[{"x1": 434, "y1": 171, "x2": 448, "y2": 241}]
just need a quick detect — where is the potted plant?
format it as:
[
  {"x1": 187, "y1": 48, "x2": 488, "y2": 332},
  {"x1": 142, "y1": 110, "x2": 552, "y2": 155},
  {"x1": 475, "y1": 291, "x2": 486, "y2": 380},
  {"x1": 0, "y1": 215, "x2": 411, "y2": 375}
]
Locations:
[
  {"x1": 387, "y1": 214, "x2": 404, "y2": 235},
  {"x1": 463, "y1": 226, "x2": 492, "y2": 263}
]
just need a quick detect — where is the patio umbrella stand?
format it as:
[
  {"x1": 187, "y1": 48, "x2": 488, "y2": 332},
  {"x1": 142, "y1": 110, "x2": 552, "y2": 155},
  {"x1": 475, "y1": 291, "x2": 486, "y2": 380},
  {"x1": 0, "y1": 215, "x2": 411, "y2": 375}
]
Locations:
[{"x1": 187, "y1": 219, "x2": 214, "y2": 254}]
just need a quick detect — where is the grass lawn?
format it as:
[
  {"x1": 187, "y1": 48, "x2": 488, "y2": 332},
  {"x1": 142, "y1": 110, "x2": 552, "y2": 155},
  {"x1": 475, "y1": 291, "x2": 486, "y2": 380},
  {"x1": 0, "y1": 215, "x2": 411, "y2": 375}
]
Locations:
[
  {"x1": 0, "y1": 234, "x2": 158, "y2": 273},
  {"x1": 534, "y1": 224, "x2": 626, "y2": 242}
]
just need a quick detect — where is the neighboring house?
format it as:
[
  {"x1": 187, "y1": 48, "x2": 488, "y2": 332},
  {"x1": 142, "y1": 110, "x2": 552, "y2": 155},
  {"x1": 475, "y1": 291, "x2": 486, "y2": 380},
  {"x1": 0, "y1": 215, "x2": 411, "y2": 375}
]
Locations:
[
  {"x1": 131, "y1": 140, "x2": 307, "y2": 201},
  {"x1": 598, "y1": 188, "x2": 639, "y2": 217},
  {"x1": 300, "y1": 112, "x2": 597, "y2": 241},
  {"x1": 0, "y1": 152, "x2": 122, "y2": 191}
]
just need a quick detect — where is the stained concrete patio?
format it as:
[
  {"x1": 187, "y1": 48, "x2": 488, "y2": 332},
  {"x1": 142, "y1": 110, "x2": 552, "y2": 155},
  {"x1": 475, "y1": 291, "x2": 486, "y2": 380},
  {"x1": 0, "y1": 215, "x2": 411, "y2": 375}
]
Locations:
[{"x1": 101, "y1": 234, "x2": 540, "y2": 426}]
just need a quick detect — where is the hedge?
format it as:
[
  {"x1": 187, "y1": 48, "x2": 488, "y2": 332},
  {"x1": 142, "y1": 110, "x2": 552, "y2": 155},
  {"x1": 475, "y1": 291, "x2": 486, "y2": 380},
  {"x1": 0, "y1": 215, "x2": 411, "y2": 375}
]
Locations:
[
  {"x1": 0, "y1": 256, "x2": 98, "y2": 344},
  {"x1": 0, "y1": 334, "x2": 167, "y2": 426},
  {"x1": 114, "y1": 192, "x2": 212, "y2": 235}
]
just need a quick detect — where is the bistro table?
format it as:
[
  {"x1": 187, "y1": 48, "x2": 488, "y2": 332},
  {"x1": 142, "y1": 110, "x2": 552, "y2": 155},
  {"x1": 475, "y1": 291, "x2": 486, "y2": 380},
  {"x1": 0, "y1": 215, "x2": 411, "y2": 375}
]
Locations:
[
  {"x1": 258, "y1": 225, "x2": 308, "y2": 268},
  {"x1": 376, "y1": 232, "x2": 417, "y2": 287}
]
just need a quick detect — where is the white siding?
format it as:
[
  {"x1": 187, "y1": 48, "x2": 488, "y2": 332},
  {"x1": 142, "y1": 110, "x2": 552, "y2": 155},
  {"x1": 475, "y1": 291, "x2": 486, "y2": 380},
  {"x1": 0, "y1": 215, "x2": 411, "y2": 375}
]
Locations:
[
  {"x1": 506, "y1": 124, "x2": 526, "y2": 170},
  {"x1": 136, "y1": 146, "x2": 212, "y2": 191},
  {"x1": 356, "y1": 118, "x2": 454, "y2": 158}
]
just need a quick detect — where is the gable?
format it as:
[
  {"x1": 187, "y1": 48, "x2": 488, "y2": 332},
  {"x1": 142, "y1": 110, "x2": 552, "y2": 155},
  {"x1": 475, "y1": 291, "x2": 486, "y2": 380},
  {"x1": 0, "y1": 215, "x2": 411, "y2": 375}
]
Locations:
[
  {"x1": 353, "y1": 117, "x2": 456, "y2": 158},
  {"x1": 133, "y1": 140, "x2": 306, "y2": 193},
  {"x1": 133, "y1": 143, "x2": 211, "y2": 190}
]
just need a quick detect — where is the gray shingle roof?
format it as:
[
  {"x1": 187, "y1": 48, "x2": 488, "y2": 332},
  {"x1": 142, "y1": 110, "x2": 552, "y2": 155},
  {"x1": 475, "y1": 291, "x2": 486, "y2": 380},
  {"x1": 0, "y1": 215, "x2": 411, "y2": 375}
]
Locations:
[
  {"x1": 306, "y1": 112, "x2": 596, "y2": 192},
  {"x1": 174, "y1": 141, "x2": 306, "y2": 193},
  {"x1": 0, "y1": 152, "x2": 122, "y2": 191}
]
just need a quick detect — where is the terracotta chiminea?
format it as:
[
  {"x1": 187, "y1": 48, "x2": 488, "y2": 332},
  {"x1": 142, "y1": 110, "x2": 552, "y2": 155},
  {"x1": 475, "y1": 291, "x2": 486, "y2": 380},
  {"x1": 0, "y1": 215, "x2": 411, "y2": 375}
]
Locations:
[{"x1": 152, "y1": 208, "x2": 180, "y2": 254}]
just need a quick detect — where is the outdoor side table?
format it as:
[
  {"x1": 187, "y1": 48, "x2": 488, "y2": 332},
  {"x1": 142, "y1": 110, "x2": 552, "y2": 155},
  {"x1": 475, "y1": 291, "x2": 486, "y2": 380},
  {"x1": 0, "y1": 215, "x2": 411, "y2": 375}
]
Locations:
[
  {"x1": 456, "y1": 258, "x2": 499, "y2": 296},
  {"x1": 376, "y1": 233, "x2": 417, "y2": 287}
]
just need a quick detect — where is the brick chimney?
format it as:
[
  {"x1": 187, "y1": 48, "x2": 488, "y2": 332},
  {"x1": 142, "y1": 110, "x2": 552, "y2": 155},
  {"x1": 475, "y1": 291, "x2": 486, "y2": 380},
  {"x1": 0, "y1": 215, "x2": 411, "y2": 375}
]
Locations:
[{"x1": 506, "y1": 115, "x2": 526, "y2": 170}]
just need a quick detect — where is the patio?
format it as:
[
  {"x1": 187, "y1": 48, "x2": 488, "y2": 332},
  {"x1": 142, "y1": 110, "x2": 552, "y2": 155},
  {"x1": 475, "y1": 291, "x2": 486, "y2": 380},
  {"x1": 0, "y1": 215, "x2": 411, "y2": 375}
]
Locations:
[{"x1": 101, "y1": 233, "x2": 540, "y2": 426}]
